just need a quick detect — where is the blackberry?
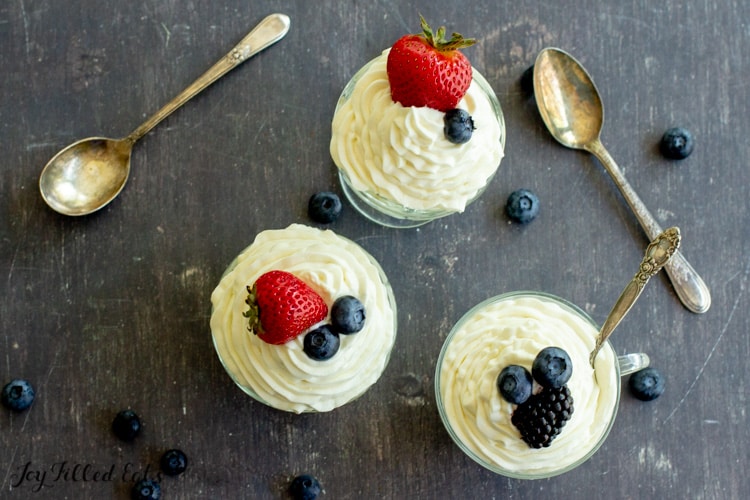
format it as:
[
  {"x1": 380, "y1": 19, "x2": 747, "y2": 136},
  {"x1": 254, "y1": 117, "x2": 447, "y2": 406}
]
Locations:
[{"x1": 511, "y1": 385, "x2": 574, "y2": 448}]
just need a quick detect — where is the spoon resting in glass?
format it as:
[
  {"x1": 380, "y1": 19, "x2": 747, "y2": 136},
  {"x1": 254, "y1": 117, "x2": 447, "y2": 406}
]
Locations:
[
  {"x1": 39, "y1": 13, "x2": 290, "y2": 216},
  {"x1": 590, "y1": 226, "x2": 681, "y2": 367}
]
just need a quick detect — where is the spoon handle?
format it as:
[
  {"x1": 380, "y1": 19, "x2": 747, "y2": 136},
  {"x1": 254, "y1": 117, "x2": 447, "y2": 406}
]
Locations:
[
  {"x1": 585, "y1": 139, "x2": 711, "y2": 314},
  {"x1": 590, "y1": 227, "x2": 681, "y2": 367},
  {"x1": 126, "y1": 13, "x2": 291, "y2": 143}
]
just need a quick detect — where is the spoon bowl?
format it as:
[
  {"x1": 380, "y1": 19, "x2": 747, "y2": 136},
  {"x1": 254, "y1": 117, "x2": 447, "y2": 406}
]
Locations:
[
  {"x1": 533, "y1": 48, "x2": 603, "y2": 149},
  {"x1": 532, "y1": 47, "x2": 711, "y2": 314},
  {"x1": 40, "y1": 137, "x2": 132, "y2": 216},
  {"x1": 38, "y1": 13, "x2": 291, "y2": 216}
]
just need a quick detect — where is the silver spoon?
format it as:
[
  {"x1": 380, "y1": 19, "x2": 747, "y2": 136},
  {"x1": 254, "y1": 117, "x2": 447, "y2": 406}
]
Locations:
[
  {"x1": 590, "y1": 226, "x2": 681, "y2": 366},
  {"x1": 39, "y1": 13, "x2": 291, "y2": 216},
  {"x1": 533, "y1": 47, "x2": 711, "y2": 314}
]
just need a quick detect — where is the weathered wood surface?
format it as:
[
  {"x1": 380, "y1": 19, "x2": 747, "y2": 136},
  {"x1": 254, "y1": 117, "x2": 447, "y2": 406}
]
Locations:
[{"x1": 1, "y1": 1, "x2": 748, "y2": 498}]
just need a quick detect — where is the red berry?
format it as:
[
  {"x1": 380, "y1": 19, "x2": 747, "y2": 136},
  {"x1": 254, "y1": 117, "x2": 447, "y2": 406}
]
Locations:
[
  {"x1": 386, "y1": 16, "x2": 475, "y2": 112},
  {"x1": 244, "y1": 270, "x2": 328, "y2": 345}
]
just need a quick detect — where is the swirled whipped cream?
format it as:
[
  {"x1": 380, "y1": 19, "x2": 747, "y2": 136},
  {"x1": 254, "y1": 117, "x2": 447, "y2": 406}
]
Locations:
[
  {"x1": 330, "y1": 50, "x2": 504, "y2": 213},
  {"x1": 438, "y1": 294, "x2": 618, "y2": 477},
  {"x1": 210, "y1": 224, "x2": 397, "y2": 413}
]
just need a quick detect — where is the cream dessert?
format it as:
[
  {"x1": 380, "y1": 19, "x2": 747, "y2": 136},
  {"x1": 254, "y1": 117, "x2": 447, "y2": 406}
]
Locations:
[
  {"x1": 436, "y1": 292, "x2": 620, "y2": 478},
  {"x1": 210, "y1": 224, "x2": 397, "y2": 413},
  {"x1": 330, "y1": 49, "x2": 504, "y2": 226}
]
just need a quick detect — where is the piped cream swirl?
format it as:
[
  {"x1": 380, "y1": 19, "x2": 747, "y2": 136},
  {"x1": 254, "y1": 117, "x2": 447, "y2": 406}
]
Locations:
[
  {"x1": 437, "y1": 294, "x2": 618, "y2": 477},
  {"x1": 330, "y1": 50, "x2": 504, "y2": 213},
  {"x1": 210, "y1": 224, "x2": 396, "y2": 413}
]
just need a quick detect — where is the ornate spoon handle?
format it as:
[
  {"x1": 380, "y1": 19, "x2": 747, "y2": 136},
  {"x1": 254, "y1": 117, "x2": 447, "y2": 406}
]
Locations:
[
  {"x1": 589, "y1": 227, "x2": 681, "y2": 367},
  {"x1": 586, "y1": 139, "x2": 711, "y2": 314},
  {"x1": 126, "y1": 13, "x2": 290, "y2": 143}
]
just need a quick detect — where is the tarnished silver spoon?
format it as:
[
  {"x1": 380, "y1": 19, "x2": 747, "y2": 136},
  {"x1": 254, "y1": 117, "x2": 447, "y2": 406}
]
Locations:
[
  {"x1": 590, "y1": 226, "x2": 681, "y2": 366},
  {"x1": 39, "y1": 13, "x2": 290, "y2": 216},
  {"x1": 533, "y1": 47, "x2": 711, "y2": 314}
]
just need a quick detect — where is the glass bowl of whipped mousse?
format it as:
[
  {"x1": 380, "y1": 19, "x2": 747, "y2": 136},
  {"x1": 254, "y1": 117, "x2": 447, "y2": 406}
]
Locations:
[
  {"x1": 435, "y1": 291, "x2": 649, "y2": 479},
  {"x1": 330, "y1": 49, "x2": 505, "y2": 228},
  {"x1": 210, "y1": 224, "x2": 397, "y2": 413}
]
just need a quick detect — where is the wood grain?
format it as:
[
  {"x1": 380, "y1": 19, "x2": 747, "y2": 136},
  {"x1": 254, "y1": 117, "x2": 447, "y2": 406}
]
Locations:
[{"x1": 1, "y1": 1, "x2": 748, "y2": 498}]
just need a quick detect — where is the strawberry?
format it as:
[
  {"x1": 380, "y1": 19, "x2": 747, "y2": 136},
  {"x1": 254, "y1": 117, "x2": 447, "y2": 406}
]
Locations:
[
  {"x1": 386, "y1": 16, "x2": 476, "y2": 112},
  {"x1": 244, "y1": 270, "x2": 328, "y2": 345}
]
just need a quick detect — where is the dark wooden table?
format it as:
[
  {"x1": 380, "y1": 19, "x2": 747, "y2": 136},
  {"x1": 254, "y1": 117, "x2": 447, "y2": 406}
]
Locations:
[{"x1": 2, "y1": 1, "x2": 748, "y2": 498}]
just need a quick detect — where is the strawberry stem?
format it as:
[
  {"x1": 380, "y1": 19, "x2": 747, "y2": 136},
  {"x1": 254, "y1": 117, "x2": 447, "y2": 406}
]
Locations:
[
  {"x1": 243, "y1": 285, "x2": 261, "y2": 335},
  {"x1": 419, "y1": 14, "x2": 476, "y2": 51}
]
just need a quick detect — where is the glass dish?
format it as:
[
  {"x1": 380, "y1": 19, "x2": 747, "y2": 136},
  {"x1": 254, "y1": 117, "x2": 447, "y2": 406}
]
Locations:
[
  {"x1": 210, "y1": 227, "x2": 398, "y2": 413},
  {"x1": 332, "y1": 56, "x2": 505, "y2": 228},
  {"x1": 435, "y1": 291, "x2": 647, "y2": 479}
]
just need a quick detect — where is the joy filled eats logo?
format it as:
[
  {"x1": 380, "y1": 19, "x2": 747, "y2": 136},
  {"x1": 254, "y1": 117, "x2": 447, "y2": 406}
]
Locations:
[{"x1": 9, "y1": 460, "x2": 162, "y2": 493}]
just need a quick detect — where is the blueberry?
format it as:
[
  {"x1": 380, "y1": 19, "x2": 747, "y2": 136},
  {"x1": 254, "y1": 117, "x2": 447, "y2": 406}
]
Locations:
[
  {"x1": 112, "y1": 409, "x2": 141, "y2": 441},
  {"x1": 496, "y1": 365, "x2": 533, "y2": 404},
  {"x1": 505, "y1": 188, "x2": 540, "y2": 224},
  {"x1": 160, "y1": 449, "x2": 188, "y2": 476},
  {"x1": 660, "y1": 127, "x2": 694, "y2": 159},
  {"x1": 532, "y1": 347, "x2": 573, "y2": 389},
  {"x1": 330, "y1": 295, "x2": 366, "y2": 334},
  {"x1": 1, "y1": 379, "x2": 35, "y2": 411},
  {"x1": 131, "y1": 479, "x2": 161, "y2": 500},
  {"x1": 443, "y1": 109, "x2": 475, "y2": 144},
  {"x1": 303, "y1": 325, "x2": 340, "y2": 361},
  {"x1": 629, "y1": 367, "x2": 665, "y2": 401},
  {"x1": 308, "y1": 191, "x2": 342, "y2": 223},
  {"x1": 520, "y1": 64, "x2": 534, "y2": 97},
  {"x1": 290, "y1": 474, "x2": 322, "y2": 500}
]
